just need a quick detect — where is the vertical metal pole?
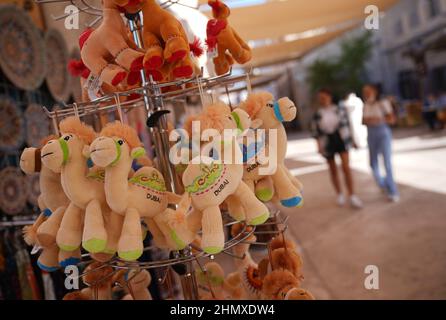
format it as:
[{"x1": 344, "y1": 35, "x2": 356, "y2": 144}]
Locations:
[{"x1": 127, "y1": 11, "x2": 198, "y2": 300}]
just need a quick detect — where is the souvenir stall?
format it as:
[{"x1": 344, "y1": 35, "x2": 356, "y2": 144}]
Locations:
[{"x1": 0, "y1": 0, "x2": 312, "y2": 301}]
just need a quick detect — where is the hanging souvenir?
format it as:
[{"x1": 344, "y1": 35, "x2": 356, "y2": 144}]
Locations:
[
  {"x1": 0, "y1": 166, "x2": 29, "y2": 215},
  {"x1": 24, "y1": 103, "x2": 50, "y2": 147},
  {"x1": 44, "y1": 29, "x2": 71, "y2": 102},
  {"x1": 0, "y1": 5, "x2": 46, "y2": 90},
  {"x1": 0, "y1": 96, "x2": 25, "y2": 151}
]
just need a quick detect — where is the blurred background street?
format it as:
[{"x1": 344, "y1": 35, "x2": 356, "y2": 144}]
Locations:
[{"x1": 276, "y1": 127, "x2": 446, "y2": 299}]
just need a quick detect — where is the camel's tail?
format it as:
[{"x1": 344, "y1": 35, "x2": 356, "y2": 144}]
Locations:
[{"x1": 189, "y1": 37, "x2": 204, "y2": 58}]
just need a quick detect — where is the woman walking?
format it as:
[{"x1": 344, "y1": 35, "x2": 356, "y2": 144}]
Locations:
[
  {"x1": 362, "y1": 84, "x2": 400, "y2": 202},
  {"x1": 311, "y1": 88, "x2": 363, "y2": 208}
]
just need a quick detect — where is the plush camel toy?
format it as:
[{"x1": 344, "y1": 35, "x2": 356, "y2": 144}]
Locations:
[
  {"x1": 196, "y1": 261, "x2": 249, "y2": 300},
  {"x1": 20, "y1": 141, "x2": 81, "y2": 269},
  {"x1": 196, "y1": 261, "x2": 226, "y2": 300},
  {"x1": 40, "y1": 117, "x2": 115, "y2": 255},
  {"x1": 113, "y1": 268, "x2": 153, "y2": 300},
  {"x1": 82, "y1": 261, "x2": 114, "y2": 300},
  {"x1": 80, "y1": 0, "x2": 144, "y2": 88},
  {"x1": 63, "y1": 288, "x2": 93, "y2": 300},
  {"x1": 113, "y1": 0, "x2": 202, "y2": 81},
  {"x1": 175, "y1": 103, "x2": 269, "y2": 254},
  {"x1": 206, "y1": 0, "x2": 252, "y2": 75},
  {"x1": 230, "y1": 223, "x2": 308, "y2": 300},
  {"x1": 89, "y1": 121, "x2": 188, "y2": 260},
  {"x1": 239, "y1": 92, "x2": 304, "y2": 208}
]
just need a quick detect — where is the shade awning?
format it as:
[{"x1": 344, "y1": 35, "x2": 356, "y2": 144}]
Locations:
[{"x1": 200, "y1": 0, "x2": 398, "y2": 66}]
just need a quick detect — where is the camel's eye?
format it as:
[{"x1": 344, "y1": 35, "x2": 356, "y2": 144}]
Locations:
[
  {"x1": 267, "y1": 103, "x2": 274, "y2": 108},
  {"x1": 118, "y1": 140, "x2": 124, "y2": 145},
  {"x1": 64, "y1": 136, "x2": 70, "y2": 141},
  {"x1": 228, "y1": 116, "x2": 232, "y2": 121}
]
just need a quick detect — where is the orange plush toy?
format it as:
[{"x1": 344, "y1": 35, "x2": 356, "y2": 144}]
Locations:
[
  {"x1": 80, "y1": 0, "x2": 145, "y2": 89},
  {"x1": 206, "y1": 0, "x2": 251, "y2": 75},
  {"x1": 114, "y1": 0, "x2": 203, "y2": 81}
]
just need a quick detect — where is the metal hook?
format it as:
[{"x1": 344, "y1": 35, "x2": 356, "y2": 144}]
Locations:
[
  {"x1": 114, "y1": 93, "x2": 124, "y2": 124},
  {"x1": 73, "y1": 102, "x2": 80, "y2": 119},
  {"x1": 194, "y1": 257, "x2": 216, "y2": 299}
]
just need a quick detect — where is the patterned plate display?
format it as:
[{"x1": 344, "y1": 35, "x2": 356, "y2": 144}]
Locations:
[
  {"x1": 0, "y1": 5, "x2": 46, "y2": 90},
  {"x1": 24, "y1": 103, "x2": 50, "y2": 147},
  {"x1": 0, "y1": 166, "x2": 29, "y2": 215},
  {"x1": 27, "y1": 173, "x2": 40, "y2": 207},
  {"x1": 44, "y1": 29, "x2": 70, "y2": 102},
  {"x1": 0, "y1": 96, "x2": 25, "y2": 151},
  {"x1": 69, "y1": 49, "x2": 84, "y2": 103}
]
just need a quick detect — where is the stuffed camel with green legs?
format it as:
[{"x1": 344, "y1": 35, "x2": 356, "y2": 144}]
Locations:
[
  {"x1": 177, "y1": 102, "x2": 270, "y2": 254},
  {"x1": 89, "y1": 121, "x2": 187, "y2": 261},
  {"x1": 237, "y1": 92, "x2": 304, "y2": 208},
  {"x1": 20, "y1": 141, "x2": 81, "y2": 270},
  {"x1": 41, "y1": 117, "x2": 117, "y2": 255}
]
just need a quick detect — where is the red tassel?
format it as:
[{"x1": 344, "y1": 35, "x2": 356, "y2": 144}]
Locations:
[
  {"x1": 189, "y1": 37, "x2": 204, "y2": 58},
  {"x1": 67, "y1": 59, "x2": 90, "y2": 79}
]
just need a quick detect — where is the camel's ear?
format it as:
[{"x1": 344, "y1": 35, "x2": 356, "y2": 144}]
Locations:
[
  {"x1": 82, "y1": 145, "x2": 90, "y2": 158},
  {"x1": 251, "y1": 119, "x2": 263, "y2": 129},
  {"x1": 131, "y1": 147, "x2": 146, "y2": 159}
]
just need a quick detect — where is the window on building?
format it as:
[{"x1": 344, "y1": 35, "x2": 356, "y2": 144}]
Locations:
[
  {"x1": 427, "y1": 0, "x2": 441, "y2": 18},
  {"x1": 394, "y1": 19, "x2": 404, "y2": 36},
  {"x1": 398, "y1": 70, "x2": 421, "y2": 100},
  {"x1": 431, "y1": 66, "x2": 446, "y2": 93}
]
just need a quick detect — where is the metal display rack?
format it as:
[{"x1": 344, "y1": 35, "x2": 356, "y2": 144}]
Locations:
[{"x1": 32, "y1": 0, "x2": 286, "y2": 300}]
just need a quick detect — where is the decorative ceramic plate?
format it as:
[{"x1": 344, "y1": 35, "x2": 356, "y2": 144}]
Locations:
[
  {"x1": 45, "y1": 29, "x2": 70, "y2": 102},
  {"x1": 0, "y1": 96, "x2": 25, "y2": 151},
  {"x1": 0, "y1": 167, "x2": 29, "y2": 215},
  {"x1": 26, "y1": 173, "x2": 40, "y2": 207},
  {"x1": 0, "y1": 5, "x2": 46, "y2": 90},
  {"x1": 24, "y1": 103, "x2": 50, "y2": 147},
  {"x1": 69, "y1": 48, "x2": 84, "y2": 103}
]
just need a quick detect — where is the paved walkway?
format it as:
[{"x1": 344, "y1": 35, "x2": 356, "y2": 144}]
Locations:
[
  {"x1": 216, "y1": 127, "x2": 446, "y2": 300},
  {"x1": 282, "y1": 127, "x2": 446, "y2": 299}
]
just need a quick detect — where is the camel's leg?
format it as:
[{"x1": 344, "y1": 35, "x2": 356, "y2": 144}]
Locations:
[
  {"x1": 37, "y1": 206, "x2": 66, "y2": 247},
  {"x1": 103, "y1": 212, "x2": 123, "y2": 255},
  {"x1": 201, "y1": 206, "x2": 224, "y2": 254},
  {"x1": 56, "y1": 203, "x2": 83, "y2": 251},
  {"x1": 230, "y1": 29, "x2": 252, "y2": 64},
  {"x1": 118, "y1": 208, "x2": 143, "y2": 261},
  {"x1": 187, "y1": 208, "x2": 203, "y2": 234},
  {"x1": 284, "y1": 167, "x2": 304, "y2": 192},
  {"x1": 81, "y1": 46, "x2": 127, "y2": 88},
  {"x1": 142, "y1": 31, "x2": 164, "y2": 70},
  {"x1": 254, "y1": 177, "x2": 275, "y2": 202},
  {"x1": 225, "y1": 195, "x2": 245, "y2": 221},
  {"x1": 156, "y1": 209, "x2": 196, "y2": 250},
  {"x1": 82, "y1": 199, "x2": 107, "y2": 253},
  {"x1": 146, "y1": 62, "x2": 170, "y2": 82},
  {"x1": 58, "y1": 247, "x2": 81, "y2": 268},
  {"x1": 213, "y1": 45, "x2": 233, "y2": 75},
  {"x1": 271, "y1": 165, "x2": 303, "y2": 208},
  {"x1": 100, "y1": 63, "x2": 128, "y2": 88},
  {"x1": 234, "y1": 181, "x2": 269, "y2": 226},
  {"x1": 170, "y1": 56, "x2": 194, "y2": 79},
  {"x1": 160, "y1": 23, "x2": 189, "y2": 62},
  {"x1": 143, "y1": 217, "x2": 169, "y2": 249},
  {"x1": 105, "y1": 35, "x2": 144, "y2": 72},
  {"x1": 37, "y1": 244, "x2": 60, "y2": 272}
]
